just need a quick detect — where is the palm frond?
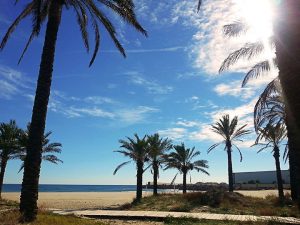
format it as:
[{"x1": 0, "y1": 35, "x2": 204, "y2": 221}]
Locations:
[
  {"x1": 219, "y1": 42, "x2": 264, "y2": 73},
  {"x1": 242, "y1": 60, "x2": 271, "y2": 87},
  {"x1": 113, "y1": 160, "x2": 131, "y2": 175},
  {"x1": 0, "y1": 2, "x2": 34, "y2": 50},
  {"x1": 223, "y1": 21, "x2": 249, "y2": 37}
]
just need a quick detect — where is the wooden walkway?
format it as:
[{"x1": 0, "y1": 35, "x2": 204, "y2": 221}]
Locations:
[{"x1": 52, "y1": 209, "x2": 300, "y2": 224}]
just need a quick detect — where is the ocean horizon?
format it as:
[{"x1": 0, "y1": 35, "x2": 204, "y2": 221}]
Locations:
[{"x1": 3, "y1": 184, "x2": 137, "y2": 192}]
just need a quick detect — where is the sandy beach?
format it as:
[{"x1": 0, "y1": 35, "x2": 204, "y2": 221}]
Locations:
[
  {"x1": 2, "y1": 190, "x2": 290, "y2": 210},
  {"x1": 2, "y1": 191, "x2": 152, "y2": 210}
]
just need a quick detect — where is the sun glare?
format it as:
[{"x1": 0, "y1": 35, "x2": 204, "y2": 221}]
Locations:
[
  {"x1": 234, "y1": 0, "x2": 275, "y2": 60},
  {"x1": 235, "y1": 0, "x2": 274, "y2": 41}
]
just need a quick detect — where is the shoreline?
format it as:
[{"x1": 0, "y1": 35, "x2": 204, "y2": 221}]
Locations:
[{"x1": 2, "y1": 190, "x2": 290, "y2": 210}]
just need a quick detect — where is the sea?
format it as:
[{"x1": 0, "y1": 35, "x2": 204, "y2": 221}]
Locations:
[{"x1": 3, "y1": 184, "x2": 137, "y2": 192}]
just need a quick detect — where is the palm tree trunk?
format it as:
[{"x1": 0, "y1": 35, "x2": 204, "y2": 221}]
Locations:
[
  {"x1": 136, "y1": 161, "x2": 143, "y2": 202},
  {"x1": 227, "y1": 143, "x2": 234, "y2": 192},
  {"x1": 19, "y1": 0, "x2": 63, "y2": 222},
  {"x1": 286, "y1": 112, "x2": 298, "y2": 201},
  {"x1": 0, "y1": 156, "x2": 8, "y2": 199},
  {"x1": 182, "y1": 171, "x2": 187, "y2": 194},
  {"x1": 274, "y1": 0, "x2": 300, "y2": 206},
  {"x1": 274, "y1": 146, "x2": 285, "y2": 204},
  {"x1": 153, "y1": 161, "x2": 158, "y2": 195}
]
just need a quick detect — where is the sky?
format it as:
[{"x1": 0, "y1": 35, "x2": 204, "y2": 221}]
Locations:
[{"x1": 0, "y1": 0, "x2": 288, "y2": 185}]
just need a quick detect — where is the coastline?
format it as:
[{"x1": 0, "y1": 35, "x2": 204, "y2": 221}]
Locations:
[
  {"x1": 3, "y1": 190, "x2": 290, "y2": 210},
  {"x1": 2, "y1": 191, "x2": 150, "y2": 210}
]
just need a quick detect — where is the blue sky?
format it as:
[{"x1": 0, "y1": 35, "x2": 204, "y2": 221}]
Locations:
[{"x1": 1, "y1": 0, "x2": 287, "y2": 185}]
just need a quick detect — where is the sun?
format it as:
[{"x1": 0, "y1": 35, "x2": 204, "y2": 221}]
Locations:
[
  {"x1": 235, "y1": 0, "x2": 274, "y2": 41},
  {"x1": 234, "y1": 0, "x2": 275, "y2": 61}
]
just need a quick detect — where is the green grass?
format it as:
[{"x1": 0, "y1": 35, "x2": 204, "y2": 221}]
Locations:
[{"x1": 123, "y1": 190, "x2": 300, "y2": 217}]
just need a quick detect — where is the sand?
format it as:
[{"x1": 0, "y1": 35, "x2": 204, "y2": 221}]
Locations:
[
  {"x1": 2, "y1": 191, "x2": 151, "y2": 210},
  {"x1": 2, "y1": 190, "x2": 290, "y2": 210}
]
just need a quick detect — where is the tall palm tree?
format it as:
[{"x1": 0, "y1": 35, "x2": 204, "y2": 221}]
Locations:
[
  {"x1": 147, "y1": 133, "x2": 172, "y2": 195},
  {"x1": 1, "y1": 1, "x2": 146, "y2": 221},
  {"x1": 209, "y1": 115, "x2": 250, "y2": 192},
  {"x1": 18, "y1": 124, "x2": 62, "y2": 173},
  {"x1": 198, "y1": 0, "x2": 300, "y2": 205},
  {"x1": 113, "y1": 134, "x2": 149, "y2": 202},
  {"x1": 255, "y1": 79, "x2": 298, "y2": 200},
  {"x1": 164, "y1": 143, "x2": 209, "y2": 194},
  {"x1": 0, "y1": 120, "x2": 22, "y2": 199},
  {"x1": 273, "y1": 1, "x2": 300, "y2": 206},
  {"x1": 255, "y1": 123, "x2": 286, "y2": 204},
  {"x1": 220, "y1": 20, "x2": 299, "y2": 200}
]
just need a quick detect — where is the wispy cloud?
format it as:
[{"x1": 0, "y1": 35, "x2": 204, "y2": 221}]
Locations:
[
  {"x1": 48, "y1": 90, "x2": 159, "y2": 124},
  {"x1": 102, "y1": 46, "x2": 185, "y2": 54},
  {"x1": 214, "y1": 80, "x2": 256, "y2": 100},
  {"x1": 127, "y1": 71, "x2": 173, "y2": 94},
  {"x1": 0, "y1": 65, "x2": 33, "y2": 99},
  {"x1": 171, "y1": 0, "x2": 276, "y2": 77},
  {"x1": 117, "y1": 106, "x2": 159, "y2": 124},
  {"x1": 158, "y1": 127, "x2": 187, "y2": 141}
]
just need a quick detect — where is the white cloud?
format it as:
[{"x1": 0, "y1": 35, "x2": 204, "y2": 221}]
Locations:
[
  {"x1": 171, "y1": 0, "x2": 276, "y2": 77},
  {"x1": 128, "y1": 72, "x2": 173, "y2": 94},
  {"x1": 0, "y1": 80, "x2": 18, "y2": 99},
  {"x1": 158, "y1": 128, "x2": 187, "y2": 140},
  {"x1": 0, "y1": 65, "x2": 33, "y2": 99},
  {"x1": 190, "y1": 98, "x2": 256, "y2": 143},
  {"x1": 117, "y1": 106, "x2": 159, "y2": 124},
  {"x1": 67, "y1": 107, "x2": 115, "y2": 119},
  {"x1": 84, "y1": 96, "x2": 117, "y2": 105},
  {"x1": 214, "y1": 80, "x2": 255, "y2": 100},
  {"x1": 176, "y1": 119, "x2": 202, "y2": 128}
]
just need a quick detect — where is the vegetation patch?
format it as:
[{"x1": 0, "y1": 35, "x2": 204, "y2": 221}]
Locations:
[
  {"x1": 164, "y1": 217, "x2": 292, "y2": 225},
  {"x1": 124, "y1": 190, "x2": 300, "y2": 217}
]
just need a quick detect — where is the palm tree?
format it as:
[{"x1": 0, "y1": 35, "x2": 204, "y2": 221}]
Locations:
[
  {"x1": 198, "y1": 0, "x2": 300, "y2": 205},
  {"x1": 164, "y1": 143, "x2": 209, "y2": 194},
  {"x1": 18, "y1": 124, "x2": 62, "y2": 173},
  {"x1": 219, "y1": 20, "x2": 299, "y2": 200},
  {"x1": 113, "y1": 134, "x2": 149, "y2": 202},
  {"x1": 147, "y1": 133, "x2": 172, "y2": 195},
  {"x1": 255, "y1": 123, "x2": 286, "y2": 204},
  {"x1": 209, "y1": 115, "x2": 250, "y2": 192},
  {"x1": 273, "y1": 1, "x2": 300, "y2": 206},
  {"x1": 254, "y1": 79, "x2": 298, "y2": 200},
  {"x1": 0, "y1": 1, "x2": 146, "y2": 221},
  {"x1": 0, "y1": 120, "x2": 22, "y2": 199}
]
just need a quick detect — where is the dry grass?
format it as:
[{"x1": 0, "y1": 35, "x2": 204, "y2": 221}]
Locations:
[
  {"x1": 0, "y1": 210, "x2": 109, "y2": 225},
  {"x1": 124, "y1": 190, "x2": 300, "y2": 217}
]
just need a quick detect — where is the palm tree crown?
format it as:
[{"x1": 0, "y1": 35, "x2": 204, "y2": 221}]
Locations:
[
  {"x1": 209, "y1": 114, "x2": 250, "y2": 192},
  {"x1": 113, "y1": 134, "x2": 149, "y2": 202},
  {"x1": 147, "y1": 133, "x2": 172, "y2": 195},
  {"x1": 0, "y1": 120, "x2": 22, "y2": 198},
  {"x1": 18, "y1": 124, "x2": 62, "y2": 173},
  {"x1": 164, "y1": 143, "x2": 209, "y2": 193},
  {"x1": 255, "y1": 123, "x2": 286, "y2": 203},
  {"x1": 1, "y1": 0, "x2": 147, "y2": 65}
]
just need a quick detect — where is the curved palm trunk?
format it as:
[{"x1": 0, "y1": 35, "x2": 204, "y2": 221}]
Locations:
[
  {"x1": 19, "y1": 0, "x2": 63, "y2": 222},
  {"x1": 153, "y1": 161, "x2": 158, "y2": 195},
  {"x1": 0, "y1": 155, "x2": 8, "y2": 199},
  {"x1": 182, "y1": 170, "x2": 187, "y2": 194},
  {"x1": 274, "y1": 0, "x2": 300, "y2": 206},
  {"x1": 136, "y1": 160, "x2": 143, "y2": 202},
  {"x1": 227, "y1": 143, "x2": 234, "y2": 192},
  {"x1": 273, "y1": 146, "x2": 285, "y2": 204}
]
